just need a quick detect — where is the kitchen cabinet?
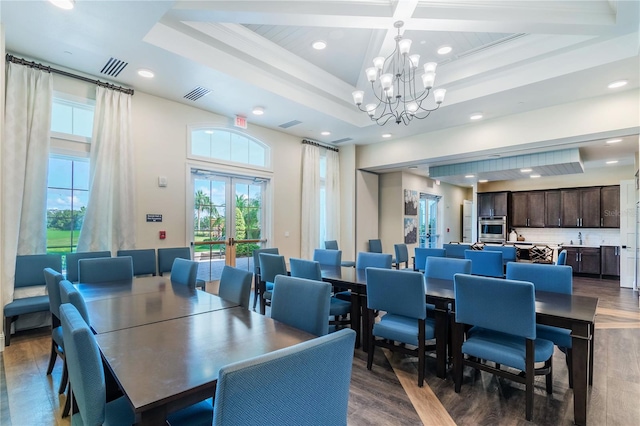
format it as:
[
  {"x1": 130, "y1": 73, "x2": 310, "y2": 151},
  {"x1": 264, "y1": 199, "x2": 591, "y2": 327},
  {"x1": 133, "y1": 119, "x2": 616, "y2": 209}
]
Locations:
[
  {"x1": 600, "y1": 186, "x2": 620, "y2": 228},
  {"x1": 478, "y1": 192, "x2": 508, "y2": 217},
  {"x1": 600, "y1": 245, "x2": 621, "y2": 276},
  {"x1": 564, "y1": 247, "x2": 601, "y2": 275},
  {"x1": 511, "y1": 191, "x2": 545, "y2": 227},
  {"x1": 545, "y1": 190, "x2": 561, "y2": 227},
  {"x1": 561, "y1": 187, "x2": 601, "y2": 228}
]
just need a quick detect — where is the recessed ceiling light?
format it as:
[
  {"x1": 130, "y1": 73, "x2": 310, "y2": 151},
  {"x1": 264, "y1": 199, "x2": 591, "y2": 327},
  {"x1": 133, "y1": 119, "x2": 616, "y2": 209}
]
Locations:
[
  {"x1": 606, "y1": 139, "x2": 622, "y2": 144},
  {"x1": 478, "y1": 179, "x2": 489, "y2": 183},
  {"x1": 606, "y1": 160, "x2": 619, "y2": 164},
  {"x1": 137, "y1": 69, "x2": 155, "y2": 78},
  {"x1": 520, "y1": 168, "x2": 532, "y2": 173},
  {"x1": 252, "y1": 107, "x2": 265, "y2": 115},
  {"x1": 382, "y1": 133, "x2": 392, "y2": 138},
  {"x1": 530, "y1": 174, "x2": 541, "y2": 178},
  {"x1": 312, "y1": 40, "x2": 327, "y2": 50},
  {"x1": 204, "y1": 130, "x2": 214, "y2": 134},
  {"x1": 470, "y1": 113, "x2": 483, "y2": 120},
  {"x1": 321, "y1": 131, "x2": 331, "y2": 136},
  {"x1": 608, "y1": 80, "x2": 628, "y2": 89},
  {"x1": 49, "y1": 0, "x2": 75, "y2": 10},
  {"x1": 465, "y1": 174, "x2": 475, "y2": 178},
  {"x1": 437, "y1": 46, "x2": 452, "y2": 55}
]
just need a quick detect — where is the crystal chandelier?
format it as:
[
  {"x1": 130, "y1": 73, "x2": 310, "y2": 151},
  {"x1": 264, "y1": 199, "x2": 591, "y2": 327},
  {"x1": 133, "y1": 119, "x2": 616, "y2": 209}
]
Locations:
[{"x1": 352, "y1": 21, "x2": 446, "y2": 126}]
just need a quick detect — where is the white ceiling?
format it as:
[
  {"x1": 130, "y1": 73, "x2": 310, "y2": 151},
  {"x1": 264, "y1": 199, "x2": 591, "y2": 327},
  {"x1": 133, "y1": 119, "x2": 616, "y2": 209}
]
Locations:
[{"x1": 1, "y1": 0, "x2": 638, "y2": 184}]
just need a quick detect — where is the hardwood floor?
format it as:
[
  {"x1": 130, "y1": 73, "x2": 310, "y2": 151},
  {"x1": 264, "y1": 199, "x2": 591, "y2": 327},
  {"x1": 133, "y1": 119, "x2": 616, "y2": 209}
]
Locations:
[{"x1": 1, "y1": 276, "x2": 638, "y2": 425}]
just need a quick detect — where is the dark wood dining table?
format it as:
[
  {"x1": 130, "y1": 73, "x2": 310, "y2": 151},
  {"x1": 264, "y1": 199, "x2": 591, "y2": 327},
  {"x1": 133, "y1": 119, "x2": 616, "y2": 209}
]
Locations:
[{"x1": 320, "y1": 265, "x2": 598, "y2": 426}]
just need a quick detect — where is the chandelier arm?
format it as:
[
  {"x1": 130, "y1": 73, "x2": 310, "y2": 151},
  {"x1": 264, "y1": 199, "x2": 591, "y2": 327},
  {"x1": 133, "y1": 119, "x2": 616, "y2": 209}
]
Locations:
[{"x1": 374, "y1": 113, "x2": 397, "y2": 126}]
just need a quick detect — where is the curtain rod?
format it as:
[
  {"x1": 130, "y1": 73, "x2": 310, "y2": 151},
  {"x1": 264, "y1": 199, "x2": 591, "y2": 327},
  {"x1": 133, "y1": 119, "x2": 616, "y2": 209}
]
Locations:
[
  {"x1": 302, "y1": 139, "x2": 339, "y2": 153},
  {"x1": 6, "y1": 54, "x2": 134, "y2": 96}
]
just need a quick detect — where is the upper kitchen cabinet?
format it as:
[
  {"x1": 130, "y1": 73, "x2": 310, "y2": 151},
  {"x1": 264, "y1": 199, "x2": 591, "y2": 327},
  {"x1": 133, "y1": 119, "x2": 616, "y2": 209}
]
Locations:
[
  {"x1": 545, "y1": 190, "x2": 561, "y2": 227},
  {"x1": 478, "y1": 192, "x2": 508, "y2": 217},
  {"x1": 510, "y1": 191, "x2": 545, "y2": 227},
  {"x1": 600, "y1": 186, "x2": 620, "y2": 228},
  {"x1": 561, "y1": 187, "x2": 601, "y2": 228}
]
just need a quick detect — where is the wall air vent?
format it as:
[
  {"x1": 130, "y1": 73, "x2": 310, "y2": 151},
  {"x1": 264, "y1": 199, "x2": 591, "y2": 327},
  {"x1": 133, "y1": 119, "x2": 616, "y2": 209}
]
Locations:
[
  {"x1": 331, "y1": 137, "x2": 353, "y2": 144},
  {"x1": 184, "y1": 86, "x2": 212, "y2": 101},
  {"x1": 100, "y1": 57, "x2": 128, "y2": 77},
  {"x1": 279, "y1": 120, "x2": 302, "y2": 129}
]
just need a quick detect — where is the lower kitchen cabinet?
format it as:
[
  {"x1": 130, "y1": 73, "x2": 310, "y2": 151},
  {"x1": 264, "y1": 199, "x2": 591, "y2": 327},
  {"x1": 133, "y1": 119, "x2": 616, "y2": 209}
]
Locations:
[
  {"x1": 600, "y1": 245, "x2": 621, "y2": 277},
  {"x1": 564, "y1": 247, "x2": 601, "y2": 275}
]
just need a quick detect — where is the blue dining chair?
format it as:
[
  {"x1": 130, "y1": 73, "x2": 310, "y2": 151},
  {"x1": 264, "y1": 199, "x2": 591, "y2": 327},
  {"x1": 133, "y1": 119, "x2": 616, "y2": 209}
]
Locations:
[
  {"x1": 442, "y1": 243, "x2": 471, "y2": 259},
  {"x1": 218, "y1": 266, "x2": 253, "y2": 309},
  {"x1": 484, "y1": 245, "x2": 517, "y2": 267},
  {"x1": 170, "y1": 258, "x2": 199, "y2": 288},
  {"x1": 252, "y1": 247, "x2": 279, "y2": 310},
  {"x1": 413, "y1": 248, "x2": 445, "y2": 272},
  {"x1": 258, "y1": 253, "x2": 287, "y2": 315},
  {"x1": 322, "y1": 241, "x2": 356, "y2": 267},
  {"x1": 313, "y1": 248, "x2": 342, "y2": 266},
  {"x1": 556, "y1": 249, "x2": 568, "y2": 265},
  {"x1": 44, "y1": 268, "x2": 66, "y2": 391},
  {"x1": 324, "y1": 240, "x2": 339, "y2": 250},
  {"x1": 464, "y1": 249, "x2": 504, "y2": 278},
  {"x1": 212, "y1": 328, "x2": 356, "y2": 426},
  {"x1": 65, "y1": 251, "x2": 110, "y2": 282},
  {"x1": 453, "y1": 273, "x2": 554, "y2": 421},
  {"x1": 158, "y1": 247, "x2": 205, "y2": 290},
  {"x1": 116, "y1": 249, "x2": 156, "y2": 276},
  {"x1": 394, "y1": 243, "x2": 409, "y2": 269},
  {"x1": 78, "y1": 256, "x2": 134, "y2": 283},
  {"x1": 366, "y1": 267, "x2": 436, "y2": 387},
  {"x1": 356, "y1": 252, "x2": 393, "y2": 269},
  {"x1": 368, "y1": 239, "x2": 383, "y2": 253},
  {"x1": 424, "y1": 257, "x2": 471, "y2": 280},
  {"x1": 271, "y1": 275, "x2": 331, "y2": 336}
]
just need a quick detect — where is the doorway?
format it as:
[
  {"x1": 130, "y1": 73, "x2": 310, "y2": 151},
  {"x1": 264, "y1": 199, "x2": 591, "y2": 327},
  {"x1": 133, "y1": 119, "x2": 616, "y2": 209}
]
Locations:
[{"x1": 419, "y1": 194, "x2": 441, "y2": 248}]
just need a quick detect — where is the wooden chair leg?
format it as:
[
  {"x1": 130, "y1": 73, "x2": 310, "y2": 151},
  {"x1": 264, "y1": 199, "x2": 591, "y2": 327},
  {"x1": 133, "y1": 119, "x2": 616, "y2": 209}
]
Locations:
[
  {"x1": 452, "y1": 321, "x2": 464, "y2": 393},
  {"x1": 525, "y1": 340, "x2": 534, "y2": 421},
  {"x1": 46, "y1": 340, "x2": 58, "y2": 374},
  {"x1": 62, "y1": 383, "x2": 71, "y2": 418},
  {"x1": 58, "y1": 361, "x2": 68, "y2": 394},
  {"x1": 366, "y1": 310, "x2": 375, "y2": 370},
  {"x1": 4, "y1": 317, "x2": 14, "y2": 346},
  {"x1": 252, "y1": 276, "x2": 259, "y2": 310},
  {"x1": 545, "y1": 358, "x2": 553, "y2": 394},
  {"x1": 566, "y1": 348, "x2": 573, "y2": 389},
  {"x1": 418, "y1": 319, "x2": 425, "y2": 387}
]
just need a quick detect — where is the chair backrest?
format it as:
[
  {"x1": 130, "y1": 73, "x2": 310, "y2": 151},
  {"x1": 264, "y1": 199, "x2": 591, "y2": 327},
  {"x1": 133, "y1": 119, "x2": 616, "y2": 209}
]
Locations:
[
  {"x1": 506, "y1": 262, "x2": 572, "y2": 294},
  {"x1": 324, "y1": 240, "x2": 339, "y2": 250},
  {"x1": 44, "y1": 268, "x2": 64, "y2": 320},
  {"x1": 368, "y1": 239, "x2": 383, "y2": 253},
  {"x1": 313, "y1": 249, "x2": 342, "y2": 266},
  {"x1": 212, "y1": 328, "x2": 356, "y2": 426},
  {"x1": 556, "y1": 249, "x2": 568, "y2": 265},
  {"x1": 443, "y1": 243, "x2": 472, "y2": 259},
  {"x1": 218, "y1": 266, "x2": 253, "y2": 309},
  {"x1": 258, "y1": 253, "x2": 287, "y2": 284},
  {"x1": 356, "y1": 252, "x2": 392, "y2": 269},
  {"x1": 394, "y1": 244, "x2": 409, "y2": 264},
  {"x1": 59, "y1": 279, "x2": 90, "y2": 324},
  {"x1": 252, "y1": 248, "x2": 279, "y2": 274},
  {"x1": 454, "y1": 273, "x2": 536, "y2": 339},
  {"x1": 59, "y1": 303, "x2": 106, "y2": 425},
  {"x1": 414, "y1": 248, "x2": 446, "y2": 271},
  {"x1": 425, "y1": 257, "x2": 472, "y2": 280},
  {"x1": 116, "y1": 249, "x2": 156, "y2": 276},
  {"x1": 366, "y1": 268, "x2": 426, "y2": 320},
  {"x1": 484, "y1": 246, "x2": 517, "y2": 264},
  {"x1": 464, "y1": 250, "x2": 504, "y2": 278},
  {"x1": 65, "y1": 251, "x2": 110, "y2": 282},
  {"x1": 15, "y1": 254, "x2": 62, "y2": 288},
  {"x1": 170, "y1": 258, "x2": 199, "y2": 288},
  {"x1": 157, "y1": 247, "x2": 191, "y2": 275},
  {"x1": 271, "y1": 275, "x2": 331, "y2": 336},
  {"x1": 290, "y1": 258, "x2": 322, "y2": 281},
  {"x1": 78, "y1": 257, "x2": 134, "y2": 283}
]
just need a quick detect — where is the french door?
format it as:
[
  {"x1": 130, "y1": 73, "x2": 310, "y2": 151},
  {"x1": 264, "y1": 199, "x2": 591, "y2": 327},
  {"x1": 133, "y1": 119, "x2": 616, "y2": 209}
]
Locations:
[
  {"x1": 419, "y1": 194, "x2": 441, "y2": 248},
  {"x1": 191, "y1": 170, "x2": 268, "y2": 281}
]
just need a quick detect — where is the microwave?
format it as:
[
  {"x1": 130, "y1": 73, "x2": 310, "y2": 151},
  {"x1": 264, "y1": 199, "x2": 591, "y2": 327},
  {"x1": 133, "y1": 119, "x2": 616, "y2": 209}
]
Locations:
[{"x1": 478, "y1": 217, "x2": 507, "y2": 243}]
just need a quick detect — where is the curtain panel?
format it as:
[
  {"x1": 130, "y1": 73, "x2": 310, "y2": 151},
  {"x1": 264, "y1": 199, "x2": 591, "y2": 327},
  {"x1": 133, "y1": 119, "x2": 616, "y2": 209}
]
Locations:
[
  {"x1": 301, "y1": 144, "x2": 320, "y2": 259},
  {"x1": 1, "y1": 63, "x2": 52, "y2": 305},
  {"x1": 324, "y1": 149, "x2": 341, "y2": 243},
  {"x1": 77, "y1": 86, "x2": 136, "y2": 253}
]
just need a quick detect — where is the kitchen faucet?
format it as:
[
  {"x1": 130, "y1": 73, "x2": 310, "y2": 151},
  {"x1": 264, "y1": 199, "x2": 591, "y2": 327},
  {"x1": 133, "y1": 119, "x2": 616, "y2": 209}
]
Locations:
[{"x1": 578, "y1": 232, "x2": 582, "y2": 245}]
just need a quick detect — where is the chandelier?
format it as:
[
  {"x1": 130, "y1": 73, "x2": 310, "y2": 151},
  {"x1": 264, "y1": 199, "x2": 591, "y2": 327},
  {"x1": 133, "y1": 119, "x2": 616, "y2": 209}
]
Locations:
[{"x1": 351, "y1": 21, "x2": 446, "y2": 126}]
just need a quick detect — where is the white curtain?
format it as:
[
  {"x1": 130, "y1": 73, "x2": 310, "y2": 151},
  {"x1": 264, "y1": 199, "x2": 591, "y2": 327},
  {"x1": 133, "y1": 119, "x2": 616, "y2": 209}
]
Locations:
[
  {"x1": 324, "y1": 149, "x2": 341, "y2": 243},
  {"x1": 77, "y1": 86, "x2": 136, "y2": 253},
  {"x1": 2, "y1": 63, "x2": 52, "y2": 305},
  {"x1": 301, "y1": 144, "x2": 320, "y2": 259}
]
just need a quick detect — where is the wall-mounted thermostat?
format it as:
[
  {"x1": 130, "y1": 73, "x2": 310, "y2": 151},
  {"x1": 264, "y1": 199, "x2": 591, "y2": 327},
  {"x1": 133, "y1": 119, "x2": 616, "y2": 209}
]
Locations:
[{"x1": 158, "y1": 176, "x2": 168, "y2": 187}]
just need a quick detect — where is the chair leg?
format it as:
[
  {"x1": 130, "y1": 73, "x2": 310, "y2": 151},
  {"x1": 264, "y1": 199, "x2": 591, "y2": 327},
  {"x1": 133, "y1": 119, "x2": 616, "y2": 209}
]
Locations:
[
  {"x1": 62, "y1": 383, "x2": 71, "y2": 418},
  {"x1": 566, "y1": 348, "x2": 573, "y2": 389},
  {"x1": 366, "y1": 310, "x2": 375, "y2": 370},
  {"x1": 46, "y1": 340, "x2": 58, "y2": 374},
  {"x1": 58, "y1": 360, "x2": 68, "y2": 394},
  {"x1": 453, "y1": 321, "x2": 464, "y2": 393},
  {"x1": 525, "y1": 340, "x2": 534, "y2": 421},
  {"x1": 4, "y1": 316, "x2": 14, "y2": 346},
  {"x1": 545, "y1": 357, "x2": 553, "y2": 394},
  {"x1": 418, "y1": 319, "x2": 425, "y2": 387}
]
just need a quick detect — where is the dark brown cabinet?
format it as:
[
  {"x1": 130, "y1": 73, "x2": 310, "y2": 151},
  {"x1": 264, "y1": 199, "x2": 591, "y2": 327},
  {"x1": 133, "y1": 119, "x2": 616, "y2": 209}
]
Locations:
[
  {"x1": 478, "y1": 192, "x2": 508, "y2": 217},
  {"x1": 545, "y1": 190, "x2": 561, "y2": 227},
  {"x1": 561, "y1": 187, "x2": 601, "y2": 228},
  {"x1": 564, "y1": 247, "x2": 601, "y2": 275},
  {"x1": 511, "y1": 191, "x2": 545, "y2": 227},
  {"x1": 600, "y1": 186, "x2": 620, "y2": 228},
  {"x1": 600, "y1": 246, "x2": 621, "y2": 276}
]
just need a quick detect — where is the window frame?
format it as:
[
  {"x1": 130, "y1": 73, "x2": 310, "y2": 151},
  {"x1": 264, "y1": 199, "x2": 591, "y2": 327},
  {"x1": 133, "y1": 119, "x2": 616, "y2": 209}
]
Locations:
[{"x1": 50, "y1": 91, "x2": 96, "y2": 144}]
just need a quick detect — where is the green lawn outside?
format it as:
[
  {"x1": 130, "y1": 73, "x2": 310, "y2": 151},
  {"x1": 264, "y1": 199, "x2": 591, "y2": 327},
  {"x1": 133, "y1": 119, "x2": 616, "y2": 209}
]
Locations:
[{"x1": 46, "y1": 229, "x2": 80, "y2": 254}]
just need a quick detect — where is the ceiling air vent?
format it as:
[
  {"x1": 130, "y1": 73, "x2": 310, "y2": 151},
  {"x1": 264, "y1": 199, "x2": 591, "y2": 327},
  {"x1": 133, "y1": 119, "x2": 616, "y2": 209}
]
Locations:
[
  {"x1": 184, "y1": 86, "x2": 212, "y2": 101},
  {"x1": 279, "y1": 120, "x2": 302, "y2": 129},
  {"x1": 331, "y1": 137, "x2": 353, "y2": 144},
  {"x1": 100, "y1": 57, "x2": 128, "y2": 77}
]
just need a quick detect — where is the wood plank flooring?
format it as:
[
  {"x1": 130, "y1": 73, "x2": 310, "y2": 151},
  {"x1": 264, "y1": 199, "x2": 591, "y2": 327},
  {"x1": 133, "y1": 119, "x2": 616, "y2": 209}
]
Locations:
[{"x1": 1, "y1": 276, "x2": 638, "y2": 425}]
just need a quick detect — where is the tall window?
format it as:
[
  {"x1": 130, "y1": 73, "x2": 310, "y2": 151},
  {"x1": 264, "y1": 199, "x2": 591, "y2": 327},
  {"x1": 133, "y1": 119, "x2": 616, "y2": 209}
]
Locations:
[{"x1": 189, "y1": 127, "x2": 270, "y2": 168}]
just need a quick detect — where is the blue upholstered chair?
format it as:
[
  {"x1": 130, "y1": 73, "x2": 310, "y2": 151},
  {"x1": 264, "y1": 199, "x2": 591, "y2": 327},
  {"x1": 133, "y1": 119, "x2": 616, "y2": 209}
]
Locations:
[
  {"x1": 252, "y1": 247, "x2": 279, "y2": 310},
  {"x1": 4, "y1": 254, "x2": 62, "y2": 346},
  {"x1": 65, "y1": 251, "x2": 111, "y2": 282},
  {"x1": 484, "y1": 245, "x2": 517, "y2": 266},
  {"x1": 158, "y1": 247, "x2": 205, "y2": 291},
  {"x1": 212, "y1": 328, "x2": 356, "y2": 426},
  {"x1": 368, "y1": 239, "x2": 383, "y2": 253},
  {"x1": 116, "y1": 249, "x2": 156, "y2": 276},
  {"x1": 453, "y1": 274, "x2": 554, "y2": 421},
  {"x1": 313, "y1": 248, "x2": 342, "y2": 266},
  {"x1": 258, "y1": 253, "x2": 287, "y2": 315},
  {"x1": 271, "y1": 275, "x2": 331, "y2": 336},
  {"x1": 356, "y1": 252, "x2": 393, "y2": 269},
  {"x1": 413, "y1": 248, "x2": 445, "y2": 272},
  {"x1": 170, "y1": 258, "x2": 199, "y2": 288},
  {"x1": 556, "y1": 249, "x2": 568, "y2": 265},
  {"x1": 443, "y1": 243, "x2": 472, "y2": 259},
  {"x1": 78, "y1": 256, "x2": 134, "y2": 283},
  {"x1": 44, "y1": 268, "x2": 66, "y2": 391},
  {"x1": 424, "y1": 257, "x2": 471, "y2": 281},
  {"x1": 394, "y1": 243, "x2": 409, "y2": 269},
  {"x1": 464, "y1": 249, "x2": 504, "y2": 278},
  {"x1": 323, "y1": 241, "x2": 355, "y2": 267},
  {"x1": 324, "y1": 240, "x2": 339, "y2": 250},
  {"x1": 366, "y1": 268, "x2": 436, "y2": 387},
  {"x1": 218, "y1": 266, "x2": 253, "y2": 309}
]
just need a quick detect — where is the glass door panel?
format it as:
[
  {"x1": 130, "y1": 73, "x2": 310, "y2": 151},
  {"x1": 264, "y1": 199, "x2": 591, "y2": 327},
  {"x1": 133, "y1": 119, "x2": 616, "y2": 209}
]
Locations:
[{"x1": 419, "y1": 194, "x2": 441, "y2": 248}]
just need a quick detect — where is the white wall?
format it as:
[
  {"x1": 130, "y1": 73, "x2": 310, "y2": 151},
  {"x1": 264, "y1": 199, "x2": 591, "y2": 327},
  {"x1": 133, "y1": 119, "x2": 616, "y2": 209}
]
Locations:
[
  {"x1": 355, "y1": 170, "x2": 379, "y2": 254},
  {"x1": 0, "y1": 23, "x2": 5, "y2": 349},
  {"x1": 378, "y1": 173, "x2": 403, "y2": 254}
]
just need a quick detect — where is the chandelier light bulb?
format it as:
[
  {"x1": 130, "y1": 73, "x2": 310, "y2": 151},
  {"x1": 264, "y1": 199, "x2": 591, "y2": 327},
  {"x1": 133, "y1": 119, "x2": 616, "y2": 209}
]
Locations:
[
  {"x1": 385, "y1": 86, "x2": 394, "y2": 99},
  {"x1": 366, "y1": 104, "x2": 377, "y2": 116},
  {"x1": 373, "y1": 56, "x2": 385, "y2": 70},
  {"x1": 352, "y1": 90, "x2": 364, "y2": 105},
  {"x1": 409, "y1": 54, "x2": 420, "y2": 68},
  {"x1": 380, "y1": 73, "x2": 393, "y2": 90},
  {"x1": 423, "y1": 62, "x2": 437, "y2": 73},
  {"x1": 421, "y1": 72, "x2": 435, "y2": 89},
  {"x1": 434, "y1": 88, "x2": 446, "y2": 104},
  {"x1": 407, "y1": 102, "x2": 418, "y2": 115},
  {"x1": 398, "y1": 38, "x2": 412, "y2": 55},
  {"x1": 365, "y1": 67, "x2": 378, "y2": 82}
]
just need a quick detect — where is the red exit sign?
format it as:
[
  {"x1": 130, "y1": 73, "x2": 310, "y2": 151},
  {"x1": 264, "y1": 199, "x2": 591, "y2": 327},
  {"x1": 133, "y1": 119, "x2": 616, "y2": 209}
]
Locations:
[{"x1": 234, "y1": 115, "x2": 247, "y2": 129}]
